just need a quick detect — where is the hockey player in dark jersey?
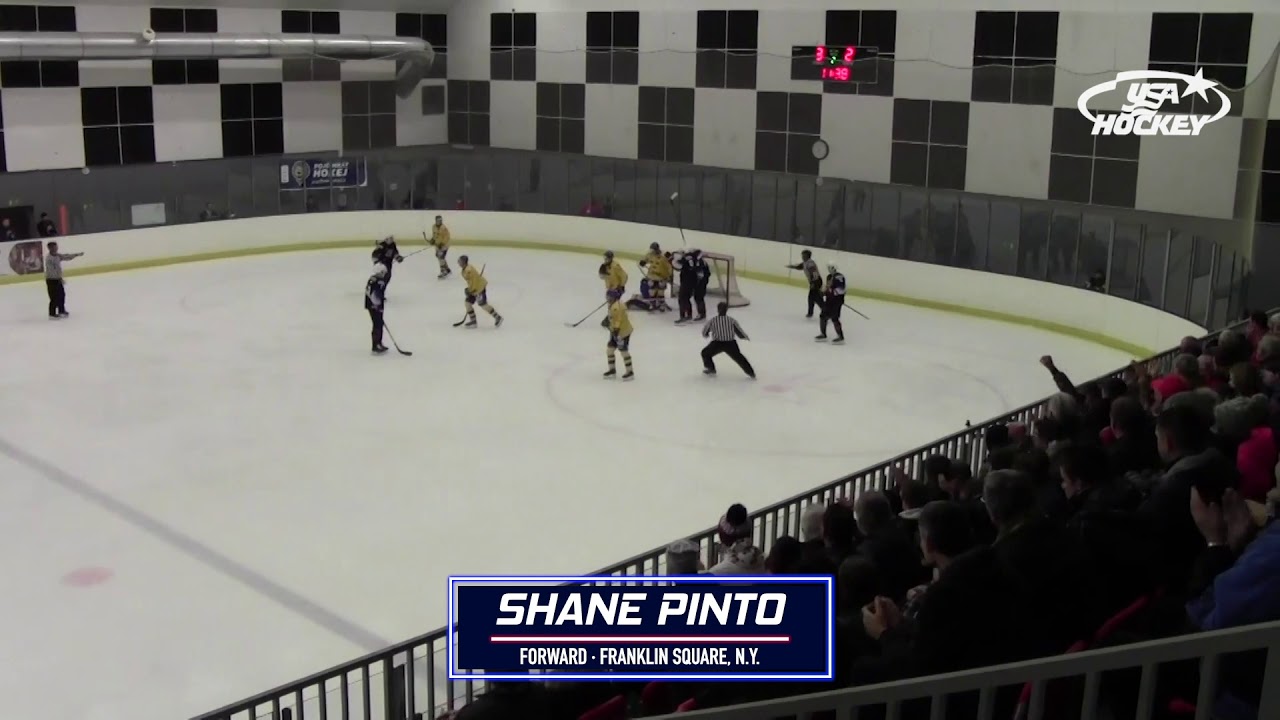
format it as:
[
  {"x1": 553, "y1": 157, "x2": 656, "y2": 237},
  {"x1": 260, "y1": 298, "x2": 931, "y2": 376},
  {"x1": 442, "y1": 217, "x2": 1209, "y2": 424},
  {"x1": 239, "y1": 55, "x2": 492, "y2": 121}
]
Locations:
[
  {"x1": 675, "y1": 249, "x2": 711, "y2": 324},
  {"x1": 816, "y1": 263, "x2": 846, "y2": 344},
  {"x1": 786, "y1": 249, "x2": 823, "y2": 318},
  {"x1": 365, "y1": 264, "x2": 389, "y2": 354},
  {"x1": 371, "y1": 236, "x2": 404, "y2": 290}
]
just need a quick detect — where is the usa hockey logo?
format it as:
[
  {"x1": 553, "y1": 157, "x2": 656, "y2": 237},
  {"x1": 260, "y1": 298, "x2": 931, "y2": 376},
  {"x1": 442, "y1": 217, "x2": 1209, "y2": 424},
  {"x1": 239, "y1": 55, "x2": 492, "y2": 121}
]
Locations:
[{"x1": 1077, "y1": 69, "x2": 1230, "y2": 136}]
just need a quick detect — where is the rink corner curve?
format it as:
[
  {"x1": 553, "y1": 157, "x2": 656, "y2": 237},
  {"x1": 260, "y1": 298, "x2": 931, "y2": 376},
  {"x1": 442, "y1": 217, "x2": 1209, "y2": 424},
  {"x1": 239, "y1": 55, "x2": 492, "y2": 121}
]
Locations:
[{"x1": 0, "y1": 234, "x2": 1157, "y2": 359}]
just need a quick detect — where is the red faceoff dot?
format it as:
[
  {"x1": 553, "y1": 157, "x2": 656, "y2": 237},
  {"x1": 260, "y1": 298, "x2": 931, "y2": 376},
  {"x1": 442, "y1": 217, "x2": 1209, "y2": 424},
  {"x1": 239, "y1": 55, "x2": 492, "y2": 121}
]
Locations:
[{"x1": 61, "y1": 567, "x2": 113, "y2": 587}]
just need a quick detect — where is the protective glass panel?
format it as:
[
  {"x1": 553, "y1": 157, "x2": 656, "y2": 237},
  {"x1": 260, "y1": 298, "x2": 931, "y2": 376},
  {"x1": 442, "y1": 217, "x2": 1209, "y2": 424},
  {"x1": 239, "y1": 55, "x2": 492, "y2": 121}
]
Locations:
[
  {"x1": 1017, "y1": 206, "x2": 1050, "y2": 280},
  {"x1": 988, "y1": 201, "x2": 1020, "y2": 276},
  {"x1": 1164, "y1": 229, "x2": 1194, "y2": 317},
  {"x1": 1137, "y1": 226, "x2": 1168, "y2": 308},
  {"x1": 928, "y1": 193, "x2": 959, "y2": 266},
  {"x1": 898, "y1": 189, "x2": 927, "y2": 262},
  {"x1": 957, "y1": 197, "x2": 989, "y2": 271},
  {"x1": 1047, "y1": 211, "x2": 1079, "y2": 284},
  {"x1": 869, "y1": 186, "x2": 899, "y2": 258}
]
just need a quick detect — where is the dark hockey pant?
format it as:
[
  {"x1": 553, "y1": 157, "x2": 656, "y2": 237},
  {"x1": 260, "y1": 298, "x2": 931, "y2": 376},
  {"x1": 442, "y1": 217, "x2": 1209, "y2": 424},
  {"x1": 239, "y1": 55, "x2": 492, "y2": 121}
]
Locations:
[
  {"x1": 702, "y1": 340, "x2": 754, "y2": 376},
  {"x1": 368, "y1": 308, "x2": 385, "y2": 348},
  {"x1": 806, "y1": 280, "x2": 822, "y2": 316},
  {"x1": 693, "y1": 285, "x2": 707, "y2": 318},
  {"x1": 678, "y1": 283, "x2": 694, "y2": 319},
  {"x1": 820, "y1": 297, "x2": 844, "y2": 339},
  {"x1": 381, "y1": 262, "x2": 393, "y2": 289},
  {"x1": 46, "y1": 279, "x2": 66, "y2": 317}
]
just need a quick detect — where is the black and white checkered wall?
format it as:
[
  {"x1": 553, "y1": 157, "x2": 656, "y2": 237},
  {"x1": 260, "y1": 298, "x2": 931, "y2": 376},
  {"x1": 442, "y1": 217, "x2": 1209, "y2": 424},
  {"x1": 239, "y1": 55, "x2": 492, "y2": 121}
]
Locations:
[
  {"x1": 0, "y1": 3, "x2": 1278, "y2": 222},
  {"x1": 440, "y1": 5, "x2": 1279, "y2": 222}
]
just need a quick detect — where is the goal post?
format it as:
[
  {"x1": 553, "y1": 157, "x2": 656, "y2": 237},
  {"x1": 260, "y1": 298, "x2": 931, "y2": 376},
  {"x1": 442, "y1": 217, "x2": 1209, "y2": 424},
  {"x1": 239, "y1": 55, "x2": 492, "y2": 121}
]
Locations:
[{"x1": 672, "y1": 251, "x2": 750, "y2": 308}]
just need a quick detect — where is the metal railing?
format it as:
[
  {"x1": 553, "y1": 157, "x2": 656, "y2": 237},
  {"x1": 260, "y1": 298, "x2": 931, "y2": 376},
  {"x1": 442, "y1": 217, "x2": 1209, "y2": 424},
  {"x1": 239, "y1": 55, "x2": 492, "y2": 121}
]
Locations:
[
  {"x1": 195, "y1": 298, "x2": 1259, "y2": 720},
  {"x1": 650, "y1": 621, "x2": 1280, "y2": 720}
]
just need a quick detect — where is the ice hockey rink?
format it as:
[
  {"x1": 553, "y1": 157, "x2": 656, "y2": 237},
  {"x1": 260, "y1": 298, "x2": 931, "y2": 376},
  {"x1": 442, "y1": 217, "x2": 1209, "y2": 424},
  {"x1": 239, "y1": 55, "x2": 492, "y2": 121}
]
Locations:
[{"x1": 0, "y1": 247, "x2": 1135, "y2": 719}]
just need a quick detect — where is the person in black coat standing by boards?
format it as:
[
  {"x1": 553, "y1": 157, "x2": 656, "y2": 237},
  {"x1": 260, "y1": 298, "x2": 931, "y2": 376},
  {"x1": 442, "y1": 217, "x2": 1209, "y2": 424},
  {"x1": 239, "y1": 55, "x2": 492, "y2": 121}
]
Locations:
[
  {"x1": 701, "y1": 302, "x2": 755, "y2": 378},
  {"x1": 675, "y1": 249, "x2": 711, "y2": 325},
  {"x1": 36, "y1": 213, "x2": 58, "y2": 238}
]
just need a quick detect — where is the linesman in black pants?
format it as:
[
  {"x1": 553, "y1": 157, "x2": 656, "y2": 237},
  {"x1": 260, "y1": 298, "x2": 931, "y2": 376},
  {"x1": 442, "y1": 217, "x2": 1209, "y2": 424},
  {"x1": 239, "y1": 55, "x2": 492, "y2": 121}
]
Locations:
[
  {"x1": 701, "y1": 302, "x2": 755, "y2": 378},
  {"x1": 44, "y1": 241, "x2": 83, "y2": 319}
]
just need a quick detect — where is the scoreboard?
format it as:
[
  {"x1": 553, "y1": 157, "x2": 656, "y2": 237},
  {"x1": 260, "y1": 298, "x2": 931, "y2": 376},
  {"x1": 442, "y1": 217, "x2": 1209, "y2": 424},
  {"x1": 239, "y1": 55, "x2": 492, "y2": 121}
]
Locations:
[{"x1": 791, "y1": 45, "x2": 880, "y2": 85}]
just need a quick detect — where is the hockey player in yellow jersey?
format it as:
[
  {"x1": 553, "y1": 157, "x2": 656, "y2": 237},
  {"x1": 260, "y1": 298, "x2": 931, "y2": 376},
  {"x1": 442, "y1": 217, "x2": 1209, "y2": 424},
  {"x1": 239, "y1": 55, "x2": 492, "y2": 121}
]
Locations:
[
  {"x1": 599, "y1": 250, "x2": 628, "y2": 294},
  {"x1": 458, "y1": 255, "x2": 502, "y2": 328},
  {"x1": 602, "y1": 288, "x2": 634, "y2": 380},
  {"x1": 430, "y1": 215, "x2": 452, "y2": 279},
  {"x1": 637, "y1": 242, "x2": 673, "y2": 312}
]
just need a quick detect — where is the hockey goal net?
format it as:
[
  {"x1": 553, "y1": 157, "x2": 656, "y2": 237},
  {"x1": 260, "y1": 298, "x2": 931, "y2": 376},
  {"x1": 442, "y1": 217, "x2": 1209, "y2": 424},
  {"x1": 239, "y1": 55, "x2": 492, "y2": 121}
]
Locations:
[{"x1": 672, "y1": 251, "x2": 750, "y2": 308}]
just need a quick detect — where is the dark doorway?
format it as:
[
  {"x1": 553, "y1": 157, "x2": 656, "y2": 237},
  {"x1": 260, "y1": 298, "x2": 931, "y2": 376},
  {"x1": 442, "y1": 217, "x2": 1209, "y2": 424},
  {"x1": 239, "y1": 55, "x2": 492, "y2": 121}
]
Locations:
[{"x1": 0, "y1": 205, "x2": 35, "y2": 240}]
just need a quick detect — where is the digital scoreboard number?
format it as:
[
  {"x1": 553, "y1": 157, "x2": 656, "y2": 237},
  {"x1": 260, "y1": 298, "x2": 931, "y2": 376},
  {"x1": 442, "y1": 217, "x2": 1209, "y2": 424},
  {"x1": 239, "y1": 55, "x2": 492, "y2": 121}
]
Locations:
[
  {"x1": 790, "y1": 45, "x2": 879, "y2": 87},
  {"x1": 815, "y1": 45, "x2": 856, "y2": 81}
]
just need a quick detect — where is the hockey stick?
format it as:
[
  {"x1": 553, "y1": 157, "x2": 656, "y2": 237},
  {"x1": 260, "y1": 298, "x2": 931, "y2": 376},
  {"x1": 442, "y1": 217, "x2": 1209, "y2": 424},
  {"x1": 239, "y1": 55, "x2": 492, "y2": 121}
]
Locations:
[
  {"x1": 452, "y1": 265, "x2": 486, "y2": 327},
  {"x1": 383, "y1": 321, "x2": 413, "y2": 356},
  {"x1": 843, "y1": 301, "x2": 870, "y2": 320},
  {"x1": 565, "y1": 301, "x2": 608, "y2": 328},
  {"x1": 669, "y1": 192, "x2": 687, "y2": 247}
]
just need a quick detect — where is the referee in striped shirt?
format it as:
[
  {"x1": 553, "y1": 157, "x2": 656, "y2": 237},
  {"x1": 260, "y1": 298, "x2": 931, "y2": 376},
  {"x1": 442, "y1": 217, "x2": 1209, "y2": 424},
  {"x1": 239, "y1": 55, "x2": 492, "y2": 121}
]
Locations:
[
  {"x1": 44, "y1": 241, "x2": 83, "y2": 318},
  {"x1": 701, "y1": 302, "x2": 755, "y2": 378}
]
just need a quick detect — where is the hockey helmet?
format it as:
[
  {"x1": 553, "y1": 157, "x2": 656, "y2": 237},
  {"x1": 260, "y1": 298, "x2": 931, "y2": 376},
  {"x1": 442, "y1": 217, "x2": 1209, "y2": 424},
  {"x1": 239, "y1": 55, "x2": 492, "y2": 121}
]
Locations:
[
  {"x1": 371, "y1": 263, "x2": 388, "y2": 277},
  {"x1": 379, "y1": 235, "x2": 394, "y2": 245},
  {"x1": 458, "y1": 254, "x2": 470, "y2": 265},
  {"x1": 800, "y1": 249, "x2": 812, "y2": 259},
  {"x1": 827, "y1": 263, "x2": 838, "y2": 274},
  {"x1": 649, "y1": 242, "x2": 660, "y2": 251},
  {"x1": 603, "y1": 249, "x2": 615, "y2": 259},
  {"x1": 688, "y1": 248, "x2": 701, "y2": 256}
]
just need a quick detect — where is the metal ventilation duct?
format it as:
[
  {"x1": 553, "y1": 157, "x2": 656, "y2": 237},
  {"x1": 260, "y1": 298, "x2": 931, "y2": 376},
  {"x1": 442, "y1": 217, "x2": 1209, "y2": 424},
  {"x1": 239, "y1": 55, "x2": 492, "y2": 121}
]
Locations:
[{"x1": 0, "y1": 32, "x2": 434, "y2": 98}]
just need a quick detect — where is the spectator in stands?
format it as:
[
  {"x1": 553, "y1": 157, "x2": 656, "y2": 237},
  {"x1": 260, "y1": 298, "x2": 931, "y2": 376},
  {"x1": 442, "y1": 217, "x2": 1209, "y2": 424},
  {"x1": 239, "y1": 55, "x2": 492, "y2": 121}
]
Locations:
[
  {"x1": 859, "y1": 500, "x2": 1019, "y2": 680},
  {"x1": 199, "y1": 202, "x2": 224, "y2": 222},
  {"x1": 833, "y1": 557, "x2": 882, "y2": 681},
  {"x1": 1257, "y1": 335, "x2": 1280, "y2": 372},
  {"x1": 799, "y1": 504, "x2": 827, "y2": 566},
  {"x1": 1180, "y1": 336, "x2": 1204, "y2": 357},
  {"x1": 908, "y1": 501, "x2": 976, "y2": 616},
  {"x1": 935, "y1": 456, "x2": 996, "y2": 544},
  {"x1": 765, "y1": 536, "x2": 803, "y2": 574},
  {"x1": 1164, "y1": 388, "x2": 1222, "y2": 429},
  {"x1": 716, "y1": 503, "x2": 751, "y2": 553},
  {"x1": 709, "y1": 539, "x2": 764, "y2": 575},
  {"x1": 1187, "y1": 478, "x2": 1278, "y2": 719},
  {"x1": 1246, "y1": 311, "x2": 1270, "y2": 347},
  {"x1": 855, "y1": 491, "x2": 927, "y2": 602},
  {"x1": 1016, "y1": 447, "x2": 1070, "y2": 521},
  {"x1": 1200, "y1": 354, "x2": 1229, "y2": 394},
  {"x1": 1108, "y1": 396, "x2": 1160, "y2": 476},
  {"x1": 1144, "y1": 404, "x2": 1239, "y2": 592},
  {"x1": 1152, "y1": 354, "x2": 1204, "y2": 410},
  {"x1": 1214, "y1": 395, "x2": 1277, "y2": 503},
  {"x1": 823, "y1": 502, "x2": 859, "y2": 567},
  {"x1": 898, "y1": 480, "x2": 931, "y2": 544},
  {"x1": 1046, "y1": 391, "x2": 1085, "y2": 441},
  {"x1": 1061, "y1": 443, "x2": 1152, "y2": 612},
  {"x1": 1040, "y1": 357, "x2": 1109, "y2": 432},
  {"x1": 1229, "y1": 362, "x2": 1265, "y2": 398},
  {"x1": 985, "y1": 469, "x2": 1095, "y2": 653},
  {"x1": 666, "y1": 539, "x2": 702, "y2": 575},
  {"x1": 1217, "y1": 330, "x2": 1253, "y2": 368}
]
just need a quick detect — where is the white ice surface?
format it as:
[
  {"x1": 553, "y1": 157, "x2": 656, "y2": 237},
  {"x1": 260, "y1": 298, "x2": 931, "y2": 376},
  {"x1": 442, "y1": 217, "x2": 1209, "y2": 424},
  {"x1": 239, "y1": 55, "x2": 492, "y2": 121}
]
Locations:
[{"x1": 0, "y1": 248, "x2": 1133, "y2": 719}]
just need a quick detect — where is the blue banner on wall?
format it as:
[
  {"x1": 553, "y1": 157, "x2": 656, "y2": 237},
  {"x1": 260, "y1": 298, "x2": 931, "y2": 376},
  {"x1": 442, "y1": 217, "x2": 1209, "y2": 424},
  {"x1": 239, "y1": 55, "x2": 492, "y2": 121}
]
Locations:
[
  {"x1": 279, "y1": 158, "x2": 367, "y2": 190},
  {"x1": 448, "y1": 575, "x2": 834, "y2": 682}
]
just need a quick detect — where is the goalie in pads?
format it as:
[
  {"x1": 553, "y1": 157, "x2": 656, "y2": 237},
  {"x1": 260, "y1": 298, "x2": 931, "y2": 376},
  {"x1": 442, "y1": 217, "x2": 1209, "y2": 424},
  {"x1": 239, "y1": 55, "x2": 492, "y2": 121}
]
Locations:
[{"x1": 629, "y1": 243, "x2": 673, "y2": 312}]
